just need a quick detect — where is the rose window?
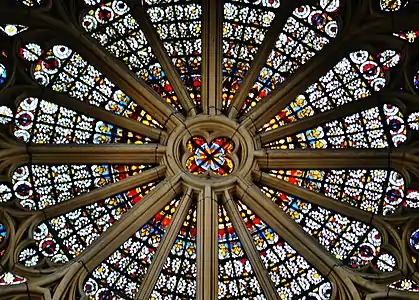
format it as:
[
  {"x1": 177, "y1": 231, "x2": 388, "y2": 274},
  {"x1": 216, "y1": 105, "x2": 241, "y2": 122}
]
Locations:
[{"x1": 1, "y1": 0, "x2": 419, "y2": 299}]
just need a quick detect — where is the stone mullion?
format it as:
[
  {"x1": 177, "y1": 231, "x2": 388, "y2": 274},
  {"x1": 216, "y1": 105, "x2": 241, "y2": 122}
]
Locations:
[
  {"x1": 40, "y1": 165, "x2": 166, "y2": 218},
  {"x1": 27, "y1": 144, "x2": 165, "y2": 165},
  {"x1": 10, "y1": 10, "x2": 184, "y2": 130},
  {"x1": 132, "y1": 6, "x2": 197, "y2": 116},
  {"x1": 196, "y1": 186, "x2": 218, "y2": 300},
  {"x1": 227, "y1": 0, "x2": 319, "y2": 119},
  {"x1": 22, "y1": 88, "x2": 166, "y2": 142},
  {"x1": 234, "y1": 178, "x2": 337, "y2": 276},
  {"x1": 135, "y1": 187, "x2": 194, "y2": 300},
  {"x1": 221, "y1": 190, "x2": 278, "y2": 300},
  {"x1": 77, "y1": 174, "x2": 182, "y2": 271},
  {"x1": 254, "y1": 148, "x2": 395, "y2": 170},
  {"x1": 201, "y1": 0, "x2": 223, "y2": 115},
  {"x1": 258, "y1": 96, "x2": 381, "y2": 145}
]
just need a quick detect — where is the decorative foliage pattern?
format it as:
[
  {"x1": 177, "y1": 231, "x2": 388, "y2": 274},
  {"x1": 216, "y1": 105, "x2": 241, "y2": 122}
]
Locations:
[
  {"x1": 83, "y1": 197, "x2": 180, "y2": 299},
  {"x1": 268, "y1": 169, "x2": 410, "y2": 215},
  {"x1": 19, "y1": 43, "x2": 162, "y2": 127},
  {"x1": 259, "y1": 185, "x2": 396, "y2": 271},
  {"x1": 218, "y1": 204, "x2": 265, "y2": 299},
  {"x1": 240, "y1": 1, "x2": 340, "y2": 115},
  {"x1": 265, "y1": 104, "x2": 411, "y2": 149},
  {"x1": 0, "y1": 24, "x2": 28, "y2": 36},
  {"x1": 151, "y1": 202, "x2": 197, "y2": 300},
  {"x1": 11, "y1": 97, "x2": 153, "y2": 144},
  {"x1": 222, "y1": 0, "x2": 279, "y2": 110},
  {"x1": 186, "y1": 136, "x2": 234, "y2": 175},
  {"x1": 144, "y1": 0, "x2": 203, "y2": 110},
  {"x1": 81, "y1": 1, "x2": 185, "y2": 113},
  {"x1": 18, "y1": 180, "x2": 160, "y2": 267},
  {"x1": 236, "y1": 200, "x2": 332, "y2": 299},
  {"x1": 5, "y1": 164, "x2": 153, "y2": 210},
  {"x1": 380, "y1": 0, "x2": 409, "y2": 11},
  {"x1": 260, "y1": 50, "x2": 401, "y2": 132}
]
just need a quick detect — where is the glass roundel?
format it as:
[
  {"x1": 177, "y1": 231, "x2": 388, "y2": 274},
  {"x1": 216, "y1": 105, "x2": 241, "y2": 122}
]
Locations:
[{"x1": 1, "y1": 0, "x2": 419, "y2": 299}]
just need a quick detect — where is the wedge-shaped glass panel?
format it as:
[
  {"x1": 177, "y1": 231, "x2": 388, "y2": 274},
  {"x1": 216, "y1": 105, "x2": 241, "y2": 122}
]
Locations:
[
  {"x1": 380, "y1": 0, "x2": 408, "y2": 11},
  {"x1": 222, "y1": 0, "x2": 279, "y2": 110},
  {"x1": 81, "y1": 1, "x2": 185, "y2": 113},
  {"x1": 144, "y1": 0, "x2": 203, "y2": 110},
  {"x1": 236, "y1": 199, "x2": 332, "y2": 299},
  {"x1": 2, "y1": 97, "x2": 154, "y2": 144},
  {"x1": 394, "y1": 30, "x2": 419, "y2": 43},
  {"x1": 267, "y1": 168, "x2": 415, "y2": 215},
  {"x1": 259, "y1": 185, "x2": 396, "y2": 271},
  {"x1": 151, "y1": 202, "x2": 197, "y2": 299},
  {"x1": 389, "y1": 279, "x2": 419, "y2": 292},
  {"x1": 260, "y1": 50, "x2": 401, "y2": 132},
  {"x1": 18, "y1": 180, "x2": 160, "y2": 266},
  {"x1": 0, "y1": 24, "x2": 28, "y2": 36},
  {"x1": 265, "y1": 104, "x2": 417, "y2": 149},
  {"x1": 1, "y1": 164, "x2": 154, "y2": 210},
  {"x1": 19, "y1": 43, "x2": 162, "y2": 127},
  {"x1": 83, "y1": 197, "x2": 181, "y2": 299},
  {"x1": 218, "y1": 204, "x2": 266, "y2": 299},
  {"x1": 240, "y1": 1, "x2": 340, "y2": 115}
]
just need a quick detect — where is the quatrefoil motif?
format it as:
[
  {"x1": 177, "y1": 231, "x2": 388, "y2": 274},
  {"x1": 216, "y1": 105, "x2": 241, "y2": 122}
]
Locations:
[{"x1": 185, "y1": 136, "x2": 235, "y2": 176}]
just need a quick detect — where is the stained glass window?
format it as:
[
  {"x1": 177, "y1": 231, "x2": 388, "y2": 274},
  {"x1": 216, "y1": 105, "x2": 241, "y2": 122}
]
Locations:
[
  {"x1": 240, "y1": 1, "x2": 340, "y2": 115},
  {"x1": 7, "y1": 97, "x2": 154, "y2": 144},
  {"x1": 144, "y1": 0, "x2": 203, "y2": 110},
  {"x1": 19, "y1": 43, "x2": 162, "y2": 127},
  {"x1": 236, "y1": 200, "x2": 332, "y2": 299},
  {"x1": 265, "y1": 104, "x2": 417, "y2": 149},
  {"x1": 389, "y1": 279, "x2": 419, "y2": 292},
  {"x1": 218, "y1": 204, "x2": 265, "y2": 299},
  {"x1": 260, "y1": 50, "x2": 400, "y2": 131},
  {"x1": 0, "y1": 63, "x2": 6, "y2": 86},
  {"x1": 380, "y1": 0, "x2": 409, "y2": 11},
  {"x1": 151, "y1": 202, "x2": 197, "y2": 299},
  {"x1": 81, "y1": 1, "x2": 185, "y2": 113},
  {"x1": 0, "y1": 24, "x2": 28, "y2": 36},
  {"x1": 18, "y1": 179, "x2": 161, "y2": 267},
  {"x1": 20, "y1": 0, "x2": 43, "y2": 6},
  {"x1": 186, "y1": 136, "x2": 234, "y2": 175},
  {"x1": 83, "y1": 197, "x2": 180, "y2": 299},
  {"x1": 3, "y1": 163, "x2": 154, "y2": 209},
  {"x1": 394, "y1": 30, "x2": 419, "y2": 43},
  {"x1": 222, "y1": 0, "x2": 279, "y2": 110}
]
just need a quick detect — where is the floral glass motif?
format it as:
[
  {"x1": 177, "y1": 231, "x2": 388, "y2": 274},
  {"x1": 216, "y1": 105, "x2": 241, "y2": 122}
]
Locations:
[
  {"x1": 143, "y1": 0, "x2": 203, "y2": 110},
  {"x1": 186, "y1": 136, "x2": 234, "y2": 175},
  {"x1": 266, "y1": 104, "x2": 416, "y2": 149},
  {"x1": 0, "y1": 24, "x2": 28, "y2": 36},
  {"x1": 81, "y1": 0, "x2": 185, "y2": 114},
  {"x1": 151, "y1": 202, "x2": 197, "y2": 300},
  {"x1": 267, "y1": 169, "x2": 413, "y2": 215},
  {"x1": 394, "y1": 30, "x2": 419, "y2": 43},
  {"x1": 240, "y1": 0, "x2": 340, "y2": 115},
  {"x1": 260, "y1": 49, "x2": 401, "y2": 132},
  {"x1": 83, "y1": 197, "x2": 181, "y2": 299},
  {"x1": 222, "y1": 0, "x2": 279, "y2": 110},
  {"x1": 8, "y1": 97, "x2": 153, "y2": 144},
  {"x1": 19, "y1": 43, "x2": 162, "y2": 127},
  {"x1": 218, "y1": 204, "x2": 265, "y2": 299},
  {"x1": 380, "y1": 0, "x2": 409, "y2": 11},
  {"x1": 18, "y1": 180, "x2": 160, "y2": 267},
  {"x1": 3, "y1": 164, "x2": 154, "y2": 210},
  {"x1": 259, "y1": 185, "x2": 397, "y2": 271},
  {"x1": 236, "y1": 200, "x2": 333, "y2": 299}
]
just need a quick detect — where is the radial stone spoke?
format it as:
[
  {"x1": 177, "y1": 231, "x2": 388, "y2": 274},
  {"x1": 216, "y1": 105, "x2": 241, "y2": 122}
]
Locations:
[
  {"x1": 28, "y1": 144, "x2": 166, "y2": 165},
  {"x1": 197, "y1": 186, "x2": 218, "y2": 300},
  {"x1": 258, "y1": 96, "x2": 380, "y2": 145},
  {"x1": 221, "y1": 190, "x2": 278, "y2": 300},
  {"x1": 234, "y1": 178, "x2": 336, "y2": 274},
  {"x1": 202, "y1": 0, "x2": 223, "y2": 115},
  {"x1": 254, "y1": 149, "x2": 396, "y2": 170},
  {"x1": 132, "y1": 5, "x2": 197, "y2": 116},
  {"x1": 228, "y1": 0, "x2": 319, "y2": 119},
  {"x1": 79, "y1": 174, "x2": 182, "y2": 270},
  {"x1": 135, "y1": 187, "x2": 194, "y2": 299},
  {"x1": 42, "y1": 165, "x2": 166, "y2": 219}
]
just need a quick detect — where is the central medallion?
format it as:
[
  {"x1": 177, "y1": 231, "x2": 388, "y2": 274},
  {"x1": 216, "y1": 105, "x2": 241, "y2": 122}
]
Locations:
[{"x1": 186, "y1": 136, "x2": 234, "y2": 175}]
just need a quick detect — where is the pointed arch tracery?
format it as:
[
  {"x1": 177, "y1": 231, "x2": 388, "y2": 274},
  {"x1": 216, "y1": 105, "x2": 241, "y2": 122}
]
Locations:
[{"x1": 1, "y1": 1, "x2": 419, "y2": 300}]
